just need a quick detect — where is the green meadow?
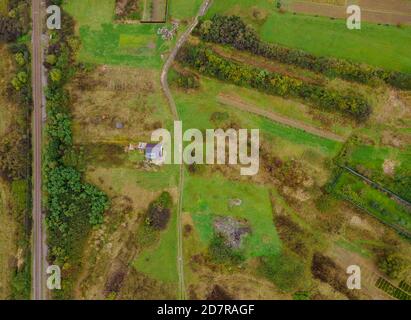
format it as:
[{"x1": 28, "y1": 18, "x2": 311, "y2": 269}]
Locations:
[
  {"x1": 184, "y1": 174, "x2": 282, "y2": 258},
  {"x1": 207, "y1": 0, "x2": 411, "y2": 72},
  {"x1": 0, "y1": 0, "x2": 8, "y2": 15},
  {"x1": 344, "y1": 143, "x2": 411, "y2": 202},
  {"x1": 260, "y1": 12, "x2": 411, "y2": 73},
  {"x1": 170, "y1": 0, "x2": 203, "y2": 20},
  {"x1": 65, "y1": 0, "x2": 168, "y2": 68},
  {"x1": 348, "y1": 145, "x2": 411, "y2": 175},
  {"x1": 133, "y1": 210, "x2": 179, "y2": 283},
  {"x1": 174, "y1": 77, "x2": 343, "y2": 158},
  {"x1": 332, "y1": 171, "x2": 411, "y2": 234}
]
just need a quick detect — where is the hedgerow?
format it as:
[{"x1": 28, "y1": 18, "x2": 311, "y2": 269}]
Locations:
[
  {"x1": 178, "y1": 44, "x2": 371, "y2": 121},
  {"x1": 196, "y1": 15, "x2": 411, "y2": 90}
]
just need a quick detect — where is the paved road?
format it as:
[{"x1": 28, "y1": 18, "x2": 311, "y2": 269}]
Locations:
[
  {"x1": 31, "y1": 0, "x2": 45, "y2": 300},
  {"x1": 160, "y1": 0, "x2": 212, "y2": 300}
]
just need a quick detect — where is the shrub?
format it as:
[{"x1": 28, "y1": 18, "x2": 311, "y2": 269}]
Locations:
[
  {"x1": 0, "y1": 130, "x2": 29, "y2": 180},
  {"x1": 259, "y1": 252, "x2": 306, "y2": 292},
  {"x1": 146, "y1": 192, "x2": 173, "y2": 230},
  {"x1": 209, "y1": 233, "x2": 245, "y2": 265},
  {"x1": 378, "y1": 252, "x2": 408, "y2": 280}
]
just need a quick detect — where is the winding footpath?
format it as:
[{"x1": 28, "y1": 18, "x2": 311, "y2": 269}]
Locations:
[{"x1": 160, "y1": 0, "x2": 212, "y2": 300}]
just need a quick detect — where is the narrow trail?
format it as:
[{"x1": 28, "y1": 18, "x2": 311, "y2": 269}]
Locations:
[
  {"x1": 217, "y1": 93, "x2": 346, "y2": 143},
  {"x1": 160, "y1": 0, "x2": 212, "y2": 300}
]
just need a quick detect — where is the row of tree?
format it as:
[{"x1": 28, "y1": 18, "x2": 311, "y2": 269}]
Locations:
[
  {"x1": 178, "y1": 44, "x2": 371, "y2": 121},
  {"x1": 196, "y1": 15, "x2": 411, "y2": 90}
]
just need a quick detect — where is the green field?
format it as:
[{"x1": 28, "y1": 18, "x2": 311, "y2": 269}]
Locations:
[
  {"x1": 0, "y1": 0, "x2": 7, "y2": 15},
  {"x1": 184, "y1": 174, "x2": 281, "y2": 258},
  {"x1": 332, "y1": 171, "x2": 411, "y2": 235},
  {"x1": 170, "y1": 0, "x2": 203, "y2": 19},
  {"x1": 345, "y1": 143, "x2": 411, "y2": 202},
  {"x1": 207, "y1": 0, "x2": 411, "y2": 72},
  {"x1": 134, "y1": 209, "x2": 179, "y2": 283},
  {"x1": 349, "y1": 145, "x2": 411, "y2": 175},
  {"x1": 65, "y1": 0, "x2": 168, "y2": 68},
  {"x1": 174, "y1": 77, "x2": 342, "y2": 158}
]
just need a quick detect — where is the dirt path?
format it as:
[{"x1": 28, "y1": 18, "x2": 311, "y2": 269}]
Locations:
[
  {"x1": 31, "y1": 0, "x2": 46, "y2": 300},
  {"x1": 217, "y1": 93, "x2": 346, "y2": 143},
  {"x1": 160, "y1": 0, "x2": 213, "y2": 300},
  {"x1": 291, "y1": 1, "x2": 411, "y2": 25}
]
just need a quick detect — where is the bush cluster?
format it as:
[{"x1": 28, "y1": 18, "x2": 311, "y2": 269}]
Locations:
[
  {"x1": 0, "y1": 0, "x2": 30, "y2": 43},
  {"x1": 146, "y1": 192, "x2": 173, "y2": 231}
]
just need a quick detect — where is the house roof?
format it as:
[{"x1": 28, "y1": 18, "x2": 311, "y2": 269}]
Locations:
[{"x1": 145, "y1": 143, "x2": 163, "y2": 160}]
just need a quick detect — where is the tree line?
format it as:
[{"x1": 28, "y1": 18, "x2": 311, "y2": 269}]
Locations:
[
  {"x1": 195, "y1": 15, "x2": 411, "y2": 90},
  {"x1": 178, "y1": 44, "x2": 371, "y2": 121}
]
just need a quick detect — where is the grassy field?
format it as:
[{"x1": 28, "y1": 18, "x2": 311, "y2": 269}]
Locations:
[
  {"x1": 65, "y1": 0, "x2": 168, "y2": 68},
  {"x1": 207, "y1": 0, "x2": 411, "y2": 72},
  {"x1": 0, "y1": 180, "x2": 17, "y2": 299},
  {"x1": 0, "y1": 45, "x2": 13, "y2": 299},
  {"x1": 169, "y1": 0, "x2": 203, "y2": 20},
  {"x1": 184, "y1": 174, "x2": 281, "y2": 258},
  {"x1": 332, "y1": 171, "x2": 411, "y2": 234},
  {"x1": 133, "y1": 209, "x2": 178, "y2": 283},
  {"x1": 349, "y1": 145, "x2": 411, "y2": 175},
  {"x1": 174, "y1": 76, "x2": 343, "y2": 159},
  {"x1": 66, "y1": 40, "x2": 179, "y2": 295},
  {"x1": 0, "y1": 45, "x2": 16, "y2": 136},
  {"x1": 0, "y1": 0, "x2": 7, "y2": 16},
  {"x1": 344, "y1": 142, "x2": 411, "y2": 202}
]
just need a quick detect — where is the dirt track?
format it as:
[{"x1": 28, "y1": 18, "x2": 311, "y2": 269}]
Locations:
[
  {"x1": 31, "y1": 0, "x2": 46, "y2": 300},
  {"x1": 291, "y1": 1, "x2": 411, "y2": 25},
  {"x1": 160, "y1": 0, "x2": 213, "y2": 300},
  {"x1": 217, "y1": 93, "x2": 345, "y2": 143}
]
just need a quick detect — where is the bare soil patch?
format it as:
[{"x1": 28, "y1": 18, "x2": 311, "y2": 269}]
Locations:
[{"x1": 291, "y1": 1, "x2": 411, "y2": 24}]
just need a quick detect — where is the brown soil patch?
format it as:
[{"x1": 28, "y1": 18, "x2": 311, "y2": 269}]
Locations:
[
  {"x1": 291, "y1": 1, "x2": 411, "y2": 24},
  {"x1": 383, "y1": 159, "x2": 397, "y2": 176},
  {"x1": 358, "y1": 0, "x2": 411, "y2": 14},
  {"x1": 373, "y1": 89, "x2": 411, "y2": 125},
  {"x1": 292, "y1": 2, "x2": 345, "y2": 19}
]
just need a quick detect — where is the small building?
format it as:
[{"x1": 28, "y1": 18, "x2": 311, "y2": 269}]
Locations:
[{"x1": 145, "y1": 143, "x2": 164, "y2": 165}]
